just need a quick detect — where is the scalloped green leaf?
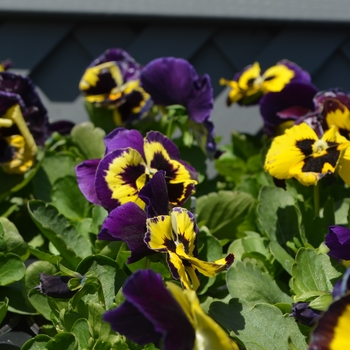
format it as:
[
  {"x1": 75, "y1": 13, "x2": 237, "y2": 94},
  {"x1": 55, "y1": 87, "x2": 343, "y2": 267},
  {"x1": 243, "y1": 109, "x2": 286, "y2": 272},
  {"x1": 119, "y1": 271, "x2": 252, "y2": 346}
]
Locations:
[
  {"x1": 210, "y1": 299, "x2": 307, "y2": 350},
  {"x1": 0, "y1": 253, "x2": 26, "y2": 286},
  {"x1": 71, "y1": 121, "x2": 105, "y2": 159},
  {"x1": 227, "y1": 261, "x2": 291, "y2": 304},
  {"x1": 292, "y1": 248, "x2": 342, "y2": 301},
  {"x1": 258, "y1": 186, "x2": 302, "y2": 245},
  {"x1": 28, "y1": 200, "x2": 92, "y2": 269},
  {"x1": 196, "y1": 191, "x2": 255, "y2": 239},
  {"x1": 21, "y1": 334, "x2": 51, "y2": 350},
  {"x1": 46, "y1": 332, "x2": 77, "y2": 350}
]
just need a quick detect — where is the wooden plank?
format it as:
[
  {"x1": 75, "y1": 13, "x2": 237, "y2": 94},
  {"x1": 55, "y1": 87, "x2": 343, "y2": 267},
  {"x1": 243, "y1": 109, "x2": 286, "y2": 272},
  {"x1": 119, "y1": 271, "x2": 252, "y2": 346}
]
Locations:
[{"x1": 0, "y1": 21, "x2": 72, "y2": 70}]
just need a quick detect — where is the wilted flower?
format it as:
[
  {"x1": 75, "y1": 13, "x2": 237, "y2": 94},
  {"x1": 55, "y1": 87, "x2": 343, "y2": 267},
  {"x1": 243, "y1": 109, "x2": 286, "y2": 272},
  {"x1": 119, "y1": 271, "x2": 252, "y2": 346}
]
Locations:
[
  {"x1": 35, "y1": 273, "x2": 77, "y2": 298},
  {"x1": 220, "y1": 60, "x2": 311, "y2": 106},
  {"x1": 140, "y1": 57, "x2": 218, "y2": 157},
  {"x1": 290, "y1": 302, "x2": 321, "y2": 327},
  {"x1": 325, "y1": 225, "x2": 350, "y2": 261},
  {"x1": 104, "y1": 269, "x2": 239, "y2": 350},
  {"x1": 76, "y1": 127, "x2": 198, "y2": 211},
  {"x1": 145, "y1": 206, "x2": 234, "y2": 290},
  {"x1": 264, "y1": 123, "x2": 350, "y2": 186},
  {"x1": 79, "y1": 48, "x2": 152, "y2": 128}
]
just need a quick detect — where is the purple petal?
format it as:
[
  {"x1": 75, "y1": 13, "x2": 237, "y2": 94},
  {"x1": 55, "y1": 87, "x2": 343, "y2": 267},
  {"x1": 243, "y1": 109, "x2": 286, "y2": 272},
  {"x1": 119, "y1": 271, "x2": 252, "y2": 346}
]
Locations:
[
  {"x1": 75, "y1": 159, "x2": 101, "y2": 206},
  {"x1": 139, "y1": 171, "x2": 169, "y2": 217},
  {"x1": 48, "y1": 120, "x2": 75, "y2": 136},
  {"x1": 145, "y1": 131, "x2": 181, "y2": 159},
  {"x1": 290, "y1": 302, "x2": 321, "y2": 327},
  {"x1": 104, "y1": 300, "x2": 162, "y2": 345},
  {"x1": 35, "y1": 274, "x2": 76, "y2": 299},
  {"x1": 104, "y1": 127, "x2": 145, "y2": 157},
  {"x1": 332, "y1": 268, "x2": 350, "y2": 298},
  {"x1": 88, "y1": 48, "x2": 142, "y2": 81},
  {"x1": 99, "y1": 202, "x2": 153, "y2": 263},
  {"x1": 111, "y1": 270, "x2": 195, "y2": 350},
  {"x1": 260, "y1": 81, "x2": 318, "y2": 136},
  {"x1": 326, "y1": 225, "x2": 350, "y2": 260},
  {"x1": 186, "y1": 74, "x2": 213, "y2": 123}
]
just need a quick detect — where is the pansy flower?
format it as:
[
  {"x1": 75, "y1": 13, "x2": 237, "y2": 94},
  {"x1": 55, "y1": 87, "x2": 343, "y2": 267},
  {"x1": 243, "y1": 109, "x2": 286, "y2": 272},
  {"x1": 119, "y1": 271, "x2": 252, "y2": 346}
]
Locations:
[
  {"x1": 140, "y1": 57, "x2": 218, "y2": 157},
  {"x1": 0, "y1": 72, "x2": 49, "y2": 173},
  {"x1": 104, "y1": 269, "x2": 239, "y2": 350},
  {"x1": 79, "y1": 48, "x2": 152, "y2": 128},
  {"x1": 220, "y1": 60, "x2": 311, "y2": 106},
  {"x1": 145, "y1": 207, "x2": 234, "y2": 290},
  {"x1": 260, "y1": 81, "x2": 318, "y2": 136},
  {"x1": 76, "y1": 127, "x2": 198, "y2": 211},
  {"x1": 264, "y1": 123, "x2": 350, "y2": 186}
]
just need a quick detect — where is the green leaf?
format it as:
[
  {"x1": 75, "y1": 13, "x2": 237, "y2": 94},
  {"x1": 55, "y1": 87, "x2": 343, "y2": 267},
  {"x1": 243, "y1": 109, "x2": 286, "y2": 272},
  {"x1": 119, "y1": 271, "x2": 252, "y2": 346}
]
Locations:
[
  {"x1": 71, "y1": 318, "x2": 91, "y2": 349},
  {"x1": 71, "y1": 121, "x2": 105, "y2": 159},
  {"x1": 196, "y1": 191, "x2": 255, "y2": 239},
  {"x1": 308, "y1": 293, "x2": 333, "y2": 311},
  {"x1": 91, "y1": 206, "x2": 108, "y2": 234},
  {"x1": 84, "y1": 101, "x2": 116, "y2": 134},
  {"x1": 76, "y1": 255, "x2": 127, "y2": 308},
  {"x1": 0, "y1": 252, "x2": 26, "y2": 286},
  {"x1": 0, "y1": 296, "x2": 8, "y2": 324},
  {"x1": 21, "y1": 334, "x2": 51, "y2": 350},
  {"x1": 29, "y1": 246, "x2": 62, "y2": 265},
  {"x1": 258, "y1": 186, "x2": 302, "y2": 245},
  {"x1": 292, "y1": 248, "x2": 342, "y2": 300},
  {"x1": 210, "y1": 299, "x2": 307, "y2": 350},
  {"x1": 269, "y1": 241, "x2": 295, "y2": 275},
  {"x1": 51, "y1": 176, "x2": 90, "y2": 221},
  {"x1": 45, "y1": 332, "x2": 77, "y2": 350},
  {"x1": 88, "y1": 301, "x2": 111, "y2": 342},
  {"x1": 28, "y1": 200, "x2": 92, "y2": 269},
  {"x1": 0, "y1": 217, "x2": 29, "y2": 260},
  {"x1": 227, "y1": 261, "x2": 291, "y2": 304},
  {"x1": 228, "y1": 234, "x2": 269, "y2": 261}
]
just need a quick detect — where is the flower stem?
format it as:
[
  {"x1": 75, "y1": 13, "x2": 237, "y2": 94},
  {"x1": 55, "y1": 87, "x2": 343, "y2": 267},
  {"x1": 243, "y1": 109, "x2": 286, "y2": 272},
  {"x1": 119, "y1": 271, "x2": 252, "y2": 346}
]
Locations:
[
  {"x1": 166, "y1": 117, "x2": 173, "y2": 139},
  {"x1": 314, "y1": 183, "x2": 320, "y2": 218}
]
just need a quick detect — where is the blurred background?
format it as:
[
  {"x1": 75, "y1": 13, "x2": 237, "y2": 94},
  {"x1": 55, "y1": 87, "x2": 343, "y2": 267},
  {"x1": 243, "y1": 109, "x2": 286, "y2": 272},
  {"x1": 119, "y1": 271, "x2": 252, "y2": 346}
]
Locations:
[{"x1": 1, "y1": 0, "x2": 350, "y2": 144}]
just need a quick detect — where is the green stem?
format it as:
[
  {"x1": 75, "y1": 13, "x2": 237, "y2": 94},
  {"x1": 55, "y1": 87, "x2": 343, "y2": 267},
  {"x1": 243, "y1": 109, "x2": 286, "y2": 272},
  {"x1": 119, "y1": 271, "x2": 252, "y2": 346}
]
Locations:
[
  {"x1": 144, "y1": 257, "x2": 151, "y2": 269},
  {"x1": 314, "y1": 183, "x2": 320, "y2": 218},
  {"x1": 166, "y1": 117, "x2": 173, "y2": 139}
]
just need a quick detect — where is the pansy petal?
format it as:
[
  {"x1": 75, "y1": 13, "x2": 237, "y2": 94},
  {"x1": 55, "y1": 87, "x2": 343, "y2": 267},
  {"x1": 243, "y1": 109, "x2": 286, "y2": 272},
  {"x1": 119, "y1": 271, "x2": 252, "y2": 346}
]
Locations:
[
  {"x1": 145, "y1": 215, "x2": 173, "y2": 252},
  {"x1": 309, "y1": 294, "x2": 350, "y2": 350},
  {"x1": 167, "y1": 251, "x2": 193, "y2": 290},
  {"x1": 35, "y1": 274, "x2": 75, "y2": 299},
  {"x1": 119, "y1": 270, "x2": 195, "y2": 350},
  {"x1": 104, "y1": 300, "x2": 162, "y2": 346},
  {"x1": 145, "y1": 131, "x2": 181, "y2": 159},
  {"x1": 104, "y1": 127, "x2": 145, "y2": 157},
  {"x1": 261, "y1": 64, "x2": 295, "y2": 93},
  {"x1": 139, "y1": 170, "x2": 169, "y2": 217},
  {"x1": 95, "y1": 148, "x2": 147, "y2": 210},
  {"x1": 99, "y1": 202, "x2": 153, "y2": 263},
  {"x1": 186, "y1": 74, "x2": 213, "y2": 123},
  {"x1": 264, "y1": 123, "x2": 317, "y2": 180},
  {"x1": 326, "y1": 225, "x2": 350, "y2": 260},
  {"x1": 140, "y1": 57, "x2": 197, "y2": 107},
  {"x1": 75, "y1": 159, "x2": 101, "y2": 206}
]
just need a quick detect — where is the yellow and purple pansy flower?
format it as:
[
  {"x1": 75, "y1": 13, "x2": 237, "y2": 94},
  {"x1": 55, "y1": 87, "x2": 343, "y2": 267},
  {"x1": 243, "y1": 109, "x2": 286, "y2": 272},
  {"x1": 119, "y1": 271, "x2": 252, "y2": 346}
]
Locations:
[
  {"x1": 104, "y1": 269, "x2": 239, "y2": 350},
  {"x1": 76, "y1": 127, "x2": 198, "y2": 211},
  {"x1": 308, "y1": 269, "x2": 350, "y2": 350},
  {"x1": 79, "y1": 48, "x2": 152, "y2": 128},
  {"x1": 264, "y1": 123, "x2": 350, "y2": 186},
  {"x1": 220, "y1": 60, "x2": 311, "y2": 106},
  {"x1": 140, "y1": 57, "x2": 218, "y2": 157},
  {"x1": 0, "y1": 72, "x2": 49, "y2": 174}
]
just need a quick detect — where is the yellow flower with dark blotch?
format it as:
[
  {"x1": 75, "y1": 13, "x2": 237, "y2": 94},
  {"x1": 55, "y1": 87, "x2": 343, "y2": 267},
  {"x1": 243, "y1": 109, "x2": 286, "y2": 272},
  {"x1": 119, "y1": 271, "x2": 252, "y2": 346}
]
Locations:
[
  {"x1": 0, "y1": 104, "x2": 37, "y2": 174},
  {"x1": 145, "y1": 207, "x2": 234, "y2": 290},
  {"x1": 220, "y1": 61, "x2": 297, "y2": 106},
  {"x1": 264, "y1": 123, "x2": 350, "y2": 186}
]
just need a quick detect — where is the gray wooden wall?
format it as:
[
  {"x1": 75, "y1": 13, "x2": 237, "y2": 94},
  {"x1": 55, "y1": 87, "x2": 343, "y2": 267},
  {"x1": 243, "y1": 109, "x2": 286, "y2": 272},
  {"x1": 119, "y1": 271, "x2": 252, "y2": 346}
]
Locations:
[{"x1": 1, "y1": 16, "x2": 350, "y2": 142}]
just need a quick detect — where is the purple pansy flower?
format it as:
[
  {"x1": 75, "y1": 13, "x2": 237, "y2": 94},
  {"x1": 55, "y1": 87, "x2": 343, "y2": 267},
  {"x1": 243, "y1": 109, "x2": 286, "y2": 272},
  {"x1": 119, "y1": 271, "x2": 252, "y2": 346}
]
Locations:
[
  {"x1": 325, "y1": 225, "x2": 350, "y2": 261},
  {"x1": 104, "y1": 269, "x2": 239, "y2": 350},
  {"x1": 140, "y1": 57, "x2": 218, "y2": 157},
  {"x1": 260, "y1": 81, "x2": 318, "y2": 136},
  {"x1": 79, "y1": 48, "x2": 152, "y2": 128},
  {"x1": 76, "y1": 127, "x2": 198, "y2": 211}
]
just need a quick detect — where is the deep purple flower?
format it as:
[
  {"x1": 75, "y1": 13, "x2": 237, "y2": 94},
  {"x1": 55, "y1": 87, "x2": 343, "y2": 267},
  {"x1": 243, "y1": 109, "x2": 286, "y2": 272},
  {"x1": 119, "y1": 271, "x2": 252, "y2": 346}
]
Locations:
[
  {"x1": 260, "y1": 81, "x2": 318, "y2": 136},
  {"x1": 76, "y1": 127, "x2": 198, "y2": 211},
  {"x1": 104, "y1": 269, "x2": 238, "y2": 350},
  {"x1": 35, "y1": 273, "x2": 76, "y2": 299},
  {"x1": 79, "y1": 48, "x2": 152, "y2": 128},
  {"x1": 140, "y1": 57, "x2": 217, "y2": 157},
  {"x1": 325, "y1": 225, "x2": 350, "y2": 261},
  {"x1": 290, "y1": 302, "x2": 321, "y2": 327}
]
